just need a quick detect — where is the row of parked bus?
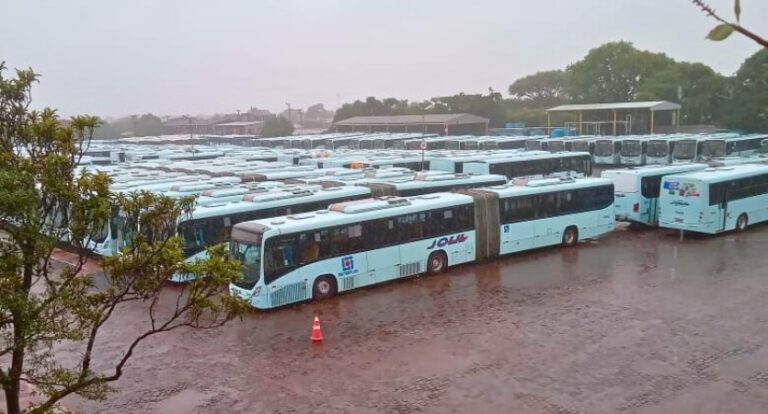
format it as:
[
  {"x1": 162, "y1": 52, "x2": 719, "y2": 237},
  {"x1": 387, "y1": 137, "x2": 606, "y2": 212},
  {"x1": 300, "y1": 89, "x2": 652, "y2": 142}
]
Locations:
[
  {"x1": 227, "y1": 161, "x2": 768, "y2": 309},
  {"x1": 603, "y1": 163, "x2": 768, "y2": 233},
  {"x1": 78, "y1": 141, "x2": 768, "y2": 310}
]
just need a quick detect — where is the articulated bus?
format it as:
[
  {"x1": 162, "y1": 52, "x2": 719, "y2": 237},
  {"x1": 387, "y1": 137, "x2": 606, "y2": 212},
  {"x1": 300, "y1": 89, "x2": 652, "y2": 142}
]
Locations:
[
  {"x1": 462, "y1": 152, "x2": 593, "y2": 179},
  {"x1": 593, "y1": 138, "x2": 622, "y2": 165},
  {"x1": 659, "y1": 164, "x2": 768, "y2": 234},
  {"x1": 228, "y1": 177, "x2": 614, "y2": 309},
  {"x1": 601, "y1": 164, "x2": 708, "y2": 226}
]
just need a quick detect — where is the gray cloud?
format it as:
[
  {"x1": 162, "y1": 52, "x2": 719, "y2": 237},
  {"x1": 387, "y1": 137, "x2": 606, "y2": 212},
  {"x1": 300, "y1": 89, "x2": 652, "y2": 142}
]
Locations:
[{"x1": 1, "y1": 0, "x2": 765, "y2": 118}]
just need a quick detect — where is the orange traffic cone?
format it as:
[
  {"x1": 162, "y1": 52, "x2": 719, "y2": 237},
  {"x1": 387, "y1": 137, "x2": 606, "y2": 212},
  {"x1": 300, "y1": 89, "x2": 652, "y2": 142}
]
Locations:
[{"x1": 310, "y1": 316, "x2": 324, "y2": 342}]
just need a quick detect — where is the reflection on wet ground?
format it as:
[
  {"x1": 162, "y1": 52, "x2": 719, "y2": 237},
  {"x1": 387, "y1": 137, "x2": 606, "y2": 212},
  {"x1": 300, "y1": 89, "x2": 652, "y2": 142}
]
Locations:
[{"x1": 64, "y1": 223, "x2": 768, "y2": 413}]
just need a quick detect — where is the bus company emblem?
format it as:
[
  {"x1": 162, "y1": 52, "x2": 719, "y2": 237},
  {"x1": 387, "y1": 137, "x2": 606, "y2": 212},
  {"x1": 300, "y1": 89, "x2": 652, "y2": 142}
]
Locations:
[
  {"x1": 670, "y1": 200, "x2": 690, "y2": 206},
  {"x1": 339, "y1": 255, "x2": 359, "y2": 277},
  {"x1": 342, "y1": 256, "x2": 354, "y2": 271},
  {"x1": 427, "y1": 234, "x2": 468, "y2": 250}
]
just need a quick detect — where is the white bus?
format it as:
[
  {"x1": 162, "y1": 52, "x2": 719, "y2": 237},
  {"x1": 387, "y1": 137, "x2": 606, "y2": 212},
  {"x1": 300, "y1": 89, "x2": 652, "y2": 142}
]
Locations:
[
  {"x1": 361, "y1": 173, "x2": 507, "y2": 197},
  {"x1": 619, "y1": 137, "x2": 656, "y2": 166},
  {"x1": 646, "y1": 137, "x2": 690, "y2": 165},
  {"x1": 601, "y1": 164, "x2": 708, "y2": 226},
  {"x1": 699, "y1": 135, "x2": 768, "y2": 161},
  {"x1": 659, "y1": 164, "x2": 768, "y2": 234},
  {"x1": 229, "y1": 177, "x2": 614, "y2": 309},
  {"x1": 462, "y1": 152, "x2": 593, "y2": 179},
  {"x1": 593, "y1": 138, "x2": 622, "y2": 165}
]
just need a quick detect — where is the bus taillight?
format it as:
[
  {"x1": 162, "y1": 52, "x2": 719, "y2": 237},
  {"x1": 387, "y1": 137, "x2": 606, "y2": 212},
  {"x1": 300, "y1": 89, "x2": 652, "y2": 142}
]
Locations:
[{"x1": 633, "y1": 203, "x2": 639, "y2": 213}]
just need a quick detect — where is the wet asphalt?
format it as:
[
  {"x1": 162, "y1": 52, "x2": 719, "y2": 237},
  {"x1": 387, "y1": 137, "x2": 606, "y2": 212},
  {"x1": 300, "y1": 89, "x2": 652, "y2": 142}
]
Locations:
[{"x1": 60, "y1": 222, "x2": 768, "y2": 414}]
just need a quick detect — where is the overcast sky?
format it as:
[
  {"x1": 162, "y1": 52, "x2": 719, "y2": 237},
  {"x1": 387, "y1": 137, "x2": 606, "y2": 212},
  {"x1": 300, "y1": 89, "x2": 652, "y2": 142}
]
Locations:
[{"x1": 1, "y1": 0, "x2": 766, "y2": 118}]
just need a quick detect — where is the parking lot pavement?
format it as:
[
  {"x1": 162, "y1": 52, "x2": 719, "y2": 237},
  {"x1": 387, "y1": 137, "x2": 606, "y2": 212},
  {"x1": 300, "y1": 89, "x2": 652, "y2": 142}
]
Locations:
[{"x1": 60, "y1": 223, "x2": 768, "y2": 413}]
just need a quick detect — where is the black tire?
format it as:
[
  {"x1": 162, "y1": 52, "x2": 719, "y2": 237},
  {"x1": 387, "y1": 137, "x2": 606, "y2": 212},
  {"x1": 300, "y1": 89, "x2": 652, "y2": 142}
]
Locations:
[
  {"x1": 562, "y1": 226, "x2": 579, "y2": 247},
  {"x1": 736, "y1": 214, "x2": 749, "y2": 232},
  {"x1": 427, "y1": 251, "x2": 448, "y2": 275},
  {"x1": 312, "y1": 275, "x2": 337, "y2": 300}
]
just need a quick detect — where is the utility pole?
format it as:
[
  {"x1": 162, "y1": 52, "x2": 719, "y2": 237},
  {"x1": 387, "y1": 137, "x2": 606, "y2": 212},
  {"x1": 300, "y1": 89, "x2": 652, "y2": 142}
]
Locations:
[
  {"x1": 285, "y1": 102, "x2": 292, "y2": 123},
  {"x1": 182, "y1": 115, "x2": 195, "y2": 158}
]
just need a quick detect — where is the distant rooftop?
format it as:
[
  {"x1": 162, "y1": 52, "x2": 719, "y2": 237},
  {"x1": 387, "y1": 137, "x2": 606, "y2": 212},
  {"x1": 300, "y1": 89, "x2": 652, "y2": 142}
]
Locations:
[
  {"x1": 334, "y1": 113, "x2": 489, "y2": 125},
  {"x1": 547, "y1": 101, "x2": 682, "y2": 112},
  {"x1": 215, "y1": 121, "x2": 263, "y2": 127}
]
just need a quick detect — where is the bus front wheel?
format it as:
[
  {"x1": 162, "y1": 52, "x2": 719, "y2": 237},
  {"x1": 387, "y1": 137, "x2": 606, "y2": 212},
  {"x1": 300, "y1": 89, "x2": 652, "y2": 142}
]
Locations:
[
  {"x1": 313, "y1": 275, "x2": 337, "y2": 300},
  {"x1": 736, "y1": 214, "x2": 749, "y2": 232},
  {"x1": 562, "y1": 226, "x2": 579, "y2": 247},
  {"x1": 427, "y1": 251, "x2": 448, "y2": 275}
]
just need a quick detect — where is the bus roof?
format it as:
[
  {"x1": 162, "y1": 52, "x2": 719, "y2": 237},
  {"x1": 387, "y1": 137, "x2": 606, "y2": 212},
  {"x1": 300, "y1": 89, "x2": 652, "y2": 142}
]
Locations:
[
  {"x1": 467, "y1": 151, "x2": 591, "y2": 165},
  {"x1": 189, "y1": 186, "x2": 372, "y2": 220},
  {"x1": 359, "y1": 173, "x2": 506, "y2": 189},
  {"x1": 475, "y1": 177, "x2": 612, "y2": 198},
  {"x1": 231, "y1": 192, "x2": 473, "y2": 240},
  {"x1": 663, "y1": 163, "x2": 768, "y2": 183},
  {"x1": 600, "y1": 163, "x2": 709, "y2": 177}
]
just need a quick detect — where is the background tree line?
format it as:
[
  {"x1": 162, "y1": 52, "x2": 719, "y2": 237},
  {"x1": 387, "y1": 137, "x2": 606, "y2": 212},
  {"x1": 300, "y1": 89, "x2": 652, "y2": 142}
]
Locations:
[
  {"x1": 334, "y1": 42, "x2": 768, "y2": 133},
  {"x1": 92, "y1": 113, "x2": 164, "y2": 139}
]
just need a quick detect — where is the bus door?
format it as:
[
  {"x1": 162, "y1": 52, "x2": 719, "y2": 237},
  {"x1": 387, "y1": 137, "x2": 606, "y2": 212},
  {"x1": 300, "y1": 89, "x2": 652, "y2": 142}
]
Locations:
[{"x1": 365, "y1": 218, "x2": 401, "y2": 284}]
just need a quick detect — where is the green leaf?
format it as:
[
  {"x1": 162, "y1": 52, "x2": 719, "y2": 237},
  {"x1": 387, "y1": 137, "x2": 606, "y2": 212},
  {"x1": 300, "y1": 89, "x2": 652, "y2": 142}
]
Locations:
[
  {"x1": 707, "y1": 24, "x2": 735, "y2": 41},
  {"x1": 734, "y1": 0, "x2": 741, "y2": 22}
]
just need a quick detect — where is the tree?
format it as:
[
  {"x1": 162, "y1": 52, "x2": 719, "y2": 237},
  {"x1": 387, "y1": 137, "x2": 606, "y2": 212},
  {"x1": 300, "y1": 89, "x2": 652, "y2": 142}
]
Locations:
[
  {"x1": 691, "y1": 0, "x2": 768, "y2": 48},
  {"x1": 429, "y1": 91, "x2": 507, "y2": 127},
  {"x1": 0, "y1": 63, "x2": 247, "y2": 414},
  {"x1": 722, "y1": 49, "x2": 768, "y2": 132},
  {"x1": 566, "y1": 41, "x2": 674, "y2": 103},
  {"x1": 304, "y1": 103, "x2": 332, "y2": 121},
  {"x1": 637, "y1": 62, "x2": 729, "y2": 125},
  {"x1": 261, "y1": 115, "x2": 294, "y2": 137},
  {"x1": 508, "y1": 70, "x2": 568, "y2": 106}
]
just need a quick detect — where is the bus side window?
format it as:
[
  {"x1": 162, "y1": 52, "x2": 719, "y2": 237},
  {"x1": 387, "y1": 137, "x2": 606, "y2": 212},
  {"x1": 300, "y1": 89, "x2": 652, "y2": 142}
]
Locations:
[
  {"x1": 366, "y1": 218, "x2": 396, "y2": 249},
  {"x1": 264, "y1": 234, "x2": 298, "y2": 285}
]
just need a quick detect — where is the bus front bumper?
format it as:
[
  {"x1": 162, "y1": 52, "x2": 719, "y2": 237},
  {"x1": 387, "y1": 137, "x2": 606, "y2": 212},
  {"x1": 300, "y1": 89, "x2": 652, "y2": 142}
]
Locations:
[{"x1": 229, "y1": 284, "x2": 267, "y2": 309}]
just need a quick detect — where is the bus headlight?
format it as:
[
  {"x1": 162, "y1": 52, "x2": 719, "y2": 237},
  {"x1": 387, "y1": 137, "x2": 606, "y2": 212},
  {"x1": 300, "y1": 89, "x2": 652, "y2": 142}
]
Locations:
[{"x1": 252, "y1": 286, "x2": 261, "y2": 297}]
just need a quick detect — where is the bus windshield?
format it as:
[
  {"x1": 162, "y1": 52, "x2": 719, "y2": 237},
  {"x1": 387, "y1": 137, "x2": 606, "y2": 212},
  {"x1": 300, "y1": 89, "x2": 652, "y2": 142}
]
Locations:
[
  {"x1": 571, "y1": 142, "x2": 589, "y2": 152},
  {"x1": 595, "y1": 141, "x2": 614, "y2": 156},
  {"x1": 701, "y1": 141, "x2": 726, "y2": 159},
  {"x1": 673, "y1": 140, "x2": 697, "y2": 159},
  {"x1": 230, "y1": 238, "x2": 262, "y2": 290},
  {"x1": 621, "y1": 141, "x2": 642, "y2": 156},
  {"x1": 647, "y1": 141, "x2": 668, "y2": 157}
]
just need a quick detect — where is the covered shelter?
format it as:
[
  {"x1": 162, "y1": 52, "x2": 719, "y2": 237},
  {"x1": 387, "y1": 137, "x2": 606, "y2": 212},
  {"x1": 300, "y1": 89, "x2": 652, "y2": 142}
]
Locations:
[
  {"x1": 333, "y1": 113, "x2": 489, "y2": 136},
  {"x1": 546, "y1": 101, "x2": 682, "y2": 136}
]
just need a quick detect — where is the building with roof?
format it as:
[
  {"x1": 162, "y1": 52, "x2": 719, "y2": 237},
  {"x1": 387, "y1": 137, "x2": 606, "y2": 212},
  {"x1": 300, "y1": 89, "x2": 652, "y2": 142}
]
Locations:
[
  {"x1": 333, "y1": 113, "x2": 490, "y2": 136},
  {"x1": 162, "y1": 116, "x2": 229, "y2": 135},
  {"x1": 213, "y1": 121, "x2": 263, "y2": 135},
  {"x1": 546, "y1": 101, "x2": 682, "y2": 136}
]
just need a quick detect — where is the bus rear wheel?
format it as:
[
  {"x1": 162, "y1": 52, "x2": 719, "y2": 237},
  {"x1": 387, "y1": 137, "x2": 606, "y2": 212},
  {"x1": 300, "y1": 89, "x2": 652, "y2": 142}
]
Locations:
[
  {"x1": 562, "y1": 226, "x2": 579, "y2": 247},
  {"x1": 313, "y1": 275, "x2": 337, "y2": 300},
  {"x1": 427, "y1": 251, "x2": 448, "y2": 275},
  {"x1": 736, "y1": 214, "x2": 749, "y2": 232}
]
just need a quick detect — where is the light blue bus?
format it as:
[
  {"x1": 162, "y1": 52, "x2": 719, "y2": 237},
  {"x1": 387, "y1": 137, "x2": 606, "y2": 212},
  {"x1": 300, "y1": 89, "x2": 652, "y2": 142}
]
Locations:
[
  {"x1": 602, "y1": 164, "x2": 708, "y2": 226},
  {"x1": 593, "y1": 138, "x2": 622, "y2": 165},
  {"x1": 659, "y1": 164, "x2": 768, "y2": 234},
  {"x1": 228, "y1": 177, "x2": 614, "y2": 309}
]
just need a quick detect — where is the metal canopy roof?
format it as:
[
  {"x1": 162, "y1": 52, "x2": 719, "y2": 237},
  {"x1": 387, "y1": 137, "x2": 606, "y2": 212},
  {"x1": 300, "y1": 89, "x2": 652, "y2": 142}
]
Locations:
[
  {"x1": 334, "y1": 113, "x2": 489, "y2": 125},
  {"x1": 547, "y1": 101, "x2": 682, "y2": 113}
]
